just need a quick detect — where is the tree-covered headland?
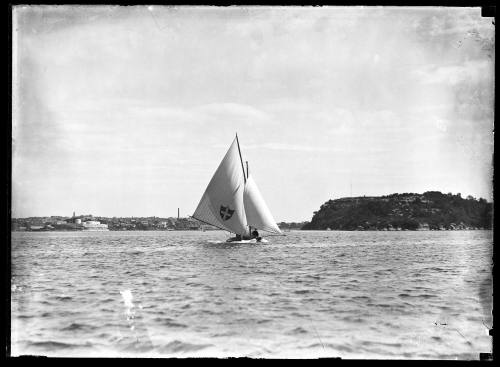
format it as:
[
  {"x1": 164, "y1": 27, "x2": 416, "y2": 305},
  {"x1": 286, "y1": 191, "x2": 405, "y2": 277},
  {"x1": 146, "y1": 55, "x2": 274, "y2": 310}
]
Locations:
[{"x1": 302, "y1": 191, "x2": 492, "y2": 231}]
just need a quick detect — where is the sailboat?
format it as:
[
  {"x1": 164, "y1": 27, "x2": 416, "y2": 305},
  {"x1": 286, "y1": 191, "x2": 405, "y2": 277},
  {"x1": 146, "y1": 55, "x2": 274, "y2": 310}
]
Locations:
[{"x1": 191, "y1": 134, "x2": 283, "y2": 243}]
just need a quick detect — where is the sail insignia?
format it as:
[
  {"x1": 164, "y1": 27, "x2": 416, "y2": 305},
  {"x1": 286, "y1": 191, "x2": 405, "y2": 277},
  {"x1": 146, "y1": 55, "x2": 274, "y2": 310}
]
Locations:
[{"x1": 219, "y1": 205, "x2": 235, "y2": 221}]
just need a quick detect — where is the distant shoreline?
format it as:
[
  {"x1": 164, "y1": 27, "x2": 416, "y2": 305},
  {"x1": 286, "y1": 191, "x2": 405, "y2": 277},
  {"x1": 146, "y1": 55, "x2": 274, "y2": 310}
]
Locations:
[
  {"x1": 10, "y1": 192, "x2": 493, "y2": 233},
  {"x1": 11, "y1": 228, "x2": 491, "y2": 233}
]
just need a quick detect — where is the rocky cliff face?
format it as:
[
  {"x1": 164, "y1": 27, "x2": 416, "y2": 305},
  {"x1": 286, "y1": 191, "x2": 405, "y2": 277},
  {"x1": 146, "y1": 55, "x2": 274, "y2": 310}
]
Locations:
[{"x1": 302, "y1": 191, "x2": 493, "y2": 231}]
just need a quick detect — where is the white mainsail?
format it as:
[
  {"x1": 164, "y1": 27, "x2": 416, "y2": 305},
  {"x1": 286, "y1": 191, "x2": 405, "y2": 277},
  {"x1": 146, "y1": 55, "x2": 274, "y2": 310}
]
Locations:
[
  {"x1": 192, "y1": 137, "x2": 249, "y2": 236},
  {"x1": 243, "y1": 175, "x2": 283, "y2": 235}
]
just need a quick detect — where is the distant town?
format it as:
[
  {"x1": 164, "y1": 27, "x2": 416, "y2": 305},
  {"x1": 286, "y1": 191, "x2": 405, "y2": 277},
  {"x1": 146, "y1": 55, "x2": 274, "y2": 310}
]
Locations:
[{"x1": 10, "y1": 212, "x2": 307, "y2": 232}]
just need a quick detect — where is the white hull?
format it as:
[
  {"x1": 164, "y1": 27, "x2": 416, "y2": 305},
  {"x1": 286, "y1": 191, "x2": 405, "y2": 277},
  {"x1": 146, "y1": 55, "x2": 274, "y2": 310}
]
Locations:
[
  {"x1": 228, "y1": 239, "x2": 268, "y2": 244},
  {"x1": 207, "y1": 238, "x2": 269, "y2": 244},
  {"x1": 83, "y1": 228, "x2": 109, "y2": 231}
]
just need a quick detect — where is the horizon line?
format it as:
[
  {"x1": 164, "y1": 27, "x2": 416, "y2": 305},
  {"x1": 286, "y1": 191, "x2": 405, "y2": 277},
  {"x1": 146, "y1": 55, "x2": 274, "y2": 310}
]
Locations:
[{"x1": 11, "y1": 191, "x2": 492, "y2": 220}]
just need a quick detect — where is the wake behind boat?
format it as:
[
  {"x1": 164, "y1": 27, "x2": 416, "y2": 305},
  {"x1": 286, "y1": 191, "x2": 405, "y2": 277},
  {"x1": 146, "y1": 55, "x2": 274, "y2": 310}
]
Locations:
[{"x1": 191, "y1": 134, "x2": 283, "y2": 243}]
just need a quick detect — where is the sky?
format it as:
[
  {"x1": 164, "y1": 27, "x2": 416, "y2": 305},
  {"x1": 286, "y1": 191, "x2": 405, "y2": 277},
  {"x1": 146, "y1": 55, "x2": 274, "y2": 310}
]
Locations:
[{"x1": 12, "y1": 6, "x2": 494, "y2": 222}]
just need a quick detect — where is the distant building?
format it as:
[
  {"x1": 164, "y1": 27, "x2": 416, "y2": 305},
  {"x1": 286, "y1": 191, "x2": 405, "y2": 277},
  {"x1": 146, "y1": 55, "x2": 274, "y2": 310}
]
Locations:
[{"x1": 82, "y1": 221, "x2": 109, "y2": 231}]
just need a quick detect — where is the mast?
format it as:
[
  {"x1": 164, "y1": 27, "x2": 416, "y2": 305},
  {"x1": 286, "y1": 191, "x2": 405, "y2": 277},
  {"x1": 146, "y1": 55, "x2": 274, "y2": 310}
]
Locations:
[
  {"x1": 246, "y1": 160, "x2": 251, "y2": 234},
  {"x1": 235, "y1": 133, "x2": 247, "y2": 184}
]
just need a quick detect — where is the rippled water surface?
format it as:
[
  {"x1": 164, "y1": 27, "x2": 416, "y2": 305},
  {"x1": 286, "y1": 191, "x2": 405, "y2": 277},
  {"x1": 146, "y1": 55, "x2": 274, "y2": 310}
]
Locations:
[{"x1": 11, "y1": 230, "x2": 492, "y2": 359}]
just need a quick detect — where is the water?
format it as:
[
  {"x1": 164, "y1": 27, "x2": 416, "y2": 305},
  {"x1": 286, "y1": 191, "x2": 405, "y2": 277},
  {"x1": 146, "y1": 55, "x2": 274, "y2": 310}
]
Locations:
[{"x1": 10, "y1": 230, "x2": 493, "y2": 359}]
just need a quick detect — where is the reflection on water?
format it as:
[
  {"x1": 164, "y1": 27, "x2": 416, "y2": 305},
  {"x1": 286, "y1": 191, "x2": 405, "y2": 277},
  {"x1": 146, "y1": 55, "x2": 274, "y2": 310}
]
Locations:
[{"x1": 11, "y1": 230, "x2": 492, "y2": 359}]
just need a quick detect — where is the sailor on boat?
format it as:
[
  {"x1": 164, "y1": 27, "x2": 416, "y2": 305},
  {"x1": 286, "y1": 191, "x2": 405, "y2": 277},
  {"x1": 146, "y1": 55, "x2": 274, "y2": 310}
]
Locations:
[{"x1": 251, "y1": 229, "x2": 261, "y2": 242}]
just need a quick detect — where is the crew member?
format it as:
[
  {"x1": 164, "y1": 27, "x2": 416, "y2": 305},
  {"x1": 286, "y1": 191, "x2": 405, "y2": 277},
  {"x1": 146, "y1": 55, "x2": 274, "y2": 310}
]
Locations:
[{"x1": 251, "y1": 229, "x2": 262, "y2": 242}]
